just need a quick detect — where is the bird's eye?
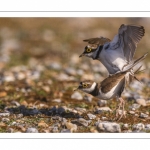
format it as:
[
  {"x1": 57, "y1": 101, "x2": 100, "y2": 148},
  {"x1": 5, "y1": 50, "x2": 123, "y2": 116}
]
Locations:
[
  {"x1": 86, "y1": 48, "x2": 92, "y2": 52},
  {"x1": 82, "y1": 83, "x2": 88, "y2": 88}
]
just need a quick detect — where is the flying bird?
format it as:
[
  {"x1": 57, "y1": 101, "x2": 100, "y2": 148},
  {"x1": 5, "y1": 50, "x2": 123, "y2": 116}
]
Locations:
[{"x1": 80, "y1": 24, "x2": 145, "y2": 75}]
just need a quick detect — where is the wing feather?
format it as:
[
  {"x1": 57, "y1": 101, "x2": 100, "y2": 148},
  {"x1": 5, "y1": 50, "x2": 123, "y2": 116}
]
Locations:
[{"x1": 119, "y1": 24, "x2": 145, "y2": 62}]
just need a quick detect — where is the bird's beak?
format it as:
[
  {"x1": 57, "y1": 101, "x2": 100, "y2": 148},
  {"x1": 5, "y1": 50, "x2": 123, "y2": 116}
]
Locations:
[{"x1": 79, "y1": 53, "x2": 84, "y2": 57}]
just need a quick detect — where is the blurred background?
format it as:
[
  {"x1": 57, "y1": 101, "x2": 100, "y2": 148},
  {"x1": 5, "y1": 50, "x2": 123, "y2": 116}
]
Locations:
[{"x1": 0, "y1": 18, "x2": 149, "y2": 68}]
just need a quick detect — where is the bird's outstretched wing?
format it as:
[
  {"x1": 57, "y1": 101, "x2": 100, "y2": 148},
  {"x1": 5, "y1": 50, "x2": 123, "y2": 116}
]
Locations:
[
  {"x1": 118, "y1": 24, "x2": 145, "y2": 62},
  {"x1": 83, "y1": 37, "x2": 111, "y2": 46}
]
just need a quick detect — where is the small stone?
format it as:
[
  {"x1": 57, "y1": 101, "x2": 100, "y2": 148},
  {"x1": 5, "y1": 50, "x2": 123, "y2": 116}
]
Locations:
[
  {"x1": 11, "y1": 100, "x2": 20, "y2": 107},
  {"x1": 16, "y1": 72, "x2": 26, "y2": 80},
  {"x1": 0, "y1": 122, "x2": 6, "y2": 127},
  {"x1": 129, "y1": 103, "x2": 141, "y2": 110},
  {"x1": 145, "y1": 124, "x2": 150, "y2": 131},
  {"x1": 75, "y1": 118, "x2": 89, "y2": 127},
  {"x1": 87, "y1": 113, "x2": 96, "y2": 120},
  {"x1": 11, "y1": 121, "x2": 17, "y2": 125},
  {"x1": 52, "y1": 127, "x2": 59, "y2": 133},
  {"x1": 49, "y1": 62, "x2": 61, "y2": 70},
  {"x1": 42, "y1": 86, "x2": 50, "y2": 92},
  {"x1": 146, "y1": 112, "x2": 149, "y2": 115},
  {"x1": 4, "y1": 75, "x2": 15, "y2": 82},
  {"x1": 75, "y1": 107, "x2": 86, "y2": 113},
  {"x1": 97, "y1": 121, "x2": 121, "y2": 133},
  {"x1": 135, "y1": 114, "x2": 139, "y2": 117},
  {"x1": 61, "y1": 129, "x2": 71, "y2": 133},
  {"x1": 76, "y1": 69, "x2": 84, "y2": 76},
  {"x1": 83, "y1": 95, "x2": 92, "y2": 102},
  {"x1": 132, "y1": 123, "x2": 145, "y2": 131},
  {"x1": 135, "y1": 99, "x2": 146, "y2": 106},
  {"x1": 97, "y1": 100, "x2": 107, "y2": 107},
  {"x1": 38, "y1": 120, "x2": 48, "y2": 128},
  {"x1": 17, "y1": 125, "x2": 26, "y2": 132},
  {"x1": 65, "y1": 122, "x2": 77, "y2": 132},
  {"x1": 90, "y1": 127, "x2": 99, "y2": 133},
  {"x1": 7, "y1": 128, "x2": 14, "y2": 133},
  {"x1": 26, "y1": 128, "x2": 38, "y2": 133},
  {"x1": 0, "y1": 113, "x2": 10, "y2": 117},
  {"x1": 65, "y1": 67, "x2": 76, "y2": 76},
  {"x1": 101, "y1": 117, "x2": 108, "y2": 121},
  {"x1": 95, "y1": 107, "x2": 112, "y2": 113},
  {"x1": 1, "y1": 118, "x2": 10, "y2": 122},
  {"x1": 0, "y1": 91, "x2": 7, "y2": 97},
  {"x1": 16, "y1": 114, "x2": 23, "y2": 118},
  {"x1": 123, "y1": 124, "x2": 129, "y2": 129},
  {"x1": 129, "y1": 111, "x2": 135, "y2": 115},
  {"x1": 52, "y1": 99, "x2": 62, "y2": 103},
  {"x1": 140, "y1": 113, "x2": 149, "y2": 118},
  {"x1": 123, "y1": 130, "x2": 132, "y2": 133},
  {"x1": 71, "y1": 91, "x2": 83, "y2": 100}
]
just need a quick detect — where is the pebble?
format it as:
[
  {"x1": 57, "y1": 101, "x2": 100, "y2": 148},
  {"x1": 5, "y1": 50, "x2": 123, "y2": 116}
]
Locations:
[
  {"x1": 61, "y1": 129, "x2": 71, "y2": 133},
  {"x1": 57, "y1": 73, "x2": 75, "y2": 81},
  {"x1": 52, "y1": 99, "x2": 62, "y2": 103},
  {"x1": 146, "y1": 100, "x2": 150, "y2": 106},
  {"x1": 80, "y1": 64, "x2": 90, "y2": 71},
  {"x1": 123, "y1": 124, "x2": 129, "y2": 129},
  {"x1": 7, "y1": 128, "x2": 14, "y2": 133},
  {"x1": 132, "y1": 123, "x2": 145, "y2": 131},
  {"x1": 65, "y1": 67, "x2": 76, "y2": 76},
  {"x1": 83, "y1": 95, "x2": 92, "y2": 102},
  {"x1": 75, "y1": 107, "x2": 86, "y2": 113},
  {"x1": 134, "y1": 114, "x2": 139, "y2": 117},
  {"x1": 76, "y1": 69, "x2": 84, "y2": 76},
  {"x1": 52, "y1": 127, "x2": 59, "y2": 133},
  {"x1": 129, "y1": 103, "x2": 141, "y2": 110},
  {"x1": 135, "y1": 99, "x2": 146, "y2": 106},
  {"x1": 145, "y1": 124, "x2": 150, "y2": 131},
  {"x1": 26, "y1": 128, "x2": 38, "y2": 133},
  {"x1": 0, "y1": 91, "x2": 7, "y2": 97},
  {"x1": 74, "y1": 118, "x2": 89, "y2": 127},
  {"x1": 129, "y1": 111, "x2": 135, "y2": 115},
  {"x1": 97, "y1": 121, "x2": 121, "y2": 133},
  {"x1": 87, "y1": 113, "x2": 96, "y2": 120},
  {"x1": 140, "y1": 113, "x2": 149, "y2": 118},
  {"x1": 101, "y1": 117, "x2": 108, "y2": 121},
  {"x1": 11, "y1": 100, "x2": 20, "y2": 107},
  {"x1": 71, "y1": 91, "x2": 83, "y2": 100},
  {"x1": 0, "y1": 112, "x2": 10, "y2": 117},
  {"x1": 1, "y1": 118, "x2": 10, "y2": 122},
  {"x1": 65, "y1": 122, "x2": 77, "y2": 132},
  {"x1": 70, "y1": 54, "x2": 80, "y2": 65},
  {"x1": 38, "y1": 120, "x2": 49, "y2": 128},
  {"x1": 95, "y1": 107, "x2": 112, "y2": 114},
  {"x1": 97, "y1": 100, "x2": 107, "y2": 107},
  {"x1": 90, "y1": 127, "x2": 99, "y2": 133},
  {"x1": 49, "y1": 62, "x2": 61, "y2": 70},
  {"x1": 3, "y1": 74, "x2": 15, "y2": 82}
]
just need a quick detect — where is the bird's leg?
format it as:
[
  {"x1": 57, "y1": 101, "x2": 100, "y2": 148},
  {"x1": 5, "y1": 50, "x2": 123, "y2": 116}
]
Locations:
[{"x1": 115, "y1": 97, "x2": 126, "y2": 121}]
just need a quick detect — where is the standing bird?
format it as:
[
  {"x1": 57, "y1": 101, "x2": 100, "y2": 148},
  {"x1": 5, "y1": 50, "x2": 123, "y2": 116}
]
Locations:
[
  {"x1": 75, "y1": 53, "x2": 147, "y2": 120},
  {"x1": 79, "y1": 24, "x2": 145, "y2": 75}
]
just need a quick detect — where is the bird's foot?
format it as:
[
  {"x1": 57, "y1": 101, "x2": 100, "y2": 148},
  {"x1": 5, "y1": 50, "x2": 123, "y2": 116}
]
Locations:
[{"x1": 114, "y1": 97, "x2": 126, "y2": 121}]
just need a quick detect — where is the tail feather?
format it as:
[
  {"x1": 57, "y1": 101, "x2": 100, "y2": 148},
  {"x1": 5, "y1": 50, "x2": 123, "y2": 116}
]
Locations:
[
  {"x1": 123, "y1": 52, "x2": 148, "y2": 73},
  {"x1": 124, "y1": 53, "x2": 148, "y2": 85}
]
